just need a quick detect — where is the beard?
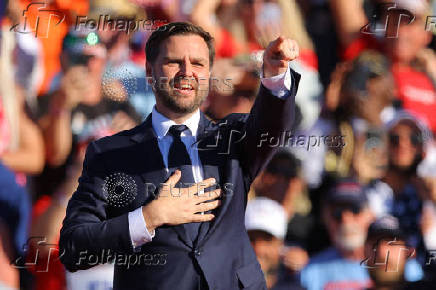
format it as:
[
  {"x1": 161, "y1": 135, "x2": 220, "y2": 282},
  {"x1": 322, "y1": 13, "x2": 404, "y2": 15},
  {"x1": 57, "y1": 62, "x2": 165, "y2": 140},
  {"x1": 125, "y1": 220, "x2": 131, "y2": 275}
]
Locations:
[{"x1": 154, "y1": 76, "x2": 208, "y2": 114}]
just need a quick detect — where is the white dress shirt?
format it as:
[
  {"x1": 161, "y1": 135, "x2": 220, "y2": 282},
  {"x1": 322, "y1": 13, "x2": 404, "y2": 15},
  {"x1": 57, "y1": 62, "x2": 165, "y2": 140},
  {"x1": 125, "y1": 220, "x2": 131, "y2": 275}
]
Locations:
[{"x1": 128, "y1": 64, "x2": 294, "y2": 249}]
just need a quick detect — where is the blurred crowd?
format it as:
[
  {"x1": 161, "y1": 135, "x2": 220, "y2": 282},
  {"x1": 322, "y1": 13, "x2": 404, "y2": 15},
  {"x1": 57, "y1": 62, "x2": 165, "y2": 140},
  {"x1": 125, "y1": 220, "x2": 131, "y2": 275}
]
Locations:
[{"x1": 0, "y1": 0, "x2": 436, "y2": 289}]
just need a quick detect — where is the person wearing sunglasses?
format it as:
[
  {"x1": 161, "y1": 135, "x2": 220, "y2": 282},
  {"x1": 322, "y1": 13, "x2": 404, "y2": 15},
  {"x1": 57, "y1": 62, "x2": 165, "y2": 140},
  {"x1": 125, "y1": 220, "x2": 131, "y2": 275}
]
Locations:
[
  {"x1": 386, "y1": 117, "x2": 426, "y2": 175},
  {"x1": 382, "y1": 111, "x2": 435, "y2": 279},
  {"x1": 300, "y1": 180, "x2": 375, "y2": 290}
]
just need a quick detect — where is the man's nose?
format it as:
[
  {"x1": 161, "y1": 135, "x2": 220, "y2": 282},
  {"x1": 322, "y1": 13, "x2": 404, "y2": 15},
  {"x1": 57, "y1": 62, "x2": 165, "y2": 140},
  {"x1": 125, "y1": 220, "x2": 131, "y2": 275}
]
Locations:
[{"x1": 179, "y1": 57, "x2": 193, "y2": 77}]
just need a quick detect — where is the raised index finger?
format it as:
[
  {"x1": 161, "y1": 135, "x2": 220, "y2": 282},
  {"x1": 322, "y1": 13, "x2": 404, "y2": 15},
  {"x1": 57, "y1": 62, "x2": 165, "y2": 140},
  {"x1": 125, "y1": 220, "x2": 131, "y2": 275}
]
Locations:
[{"x1": 267, "y1": 36, "x2": 285, "y2": 54}]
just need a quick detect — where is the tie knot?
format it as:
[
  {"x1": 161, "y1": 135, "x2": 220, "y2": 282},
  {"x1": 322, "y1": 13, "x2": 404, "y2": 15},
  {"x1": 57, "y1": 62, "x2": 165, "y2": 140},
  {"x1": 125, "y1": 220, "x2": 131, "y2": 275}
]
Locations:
[{"x1": 168, "y1": 125, "x2": 189, "y2": 138}]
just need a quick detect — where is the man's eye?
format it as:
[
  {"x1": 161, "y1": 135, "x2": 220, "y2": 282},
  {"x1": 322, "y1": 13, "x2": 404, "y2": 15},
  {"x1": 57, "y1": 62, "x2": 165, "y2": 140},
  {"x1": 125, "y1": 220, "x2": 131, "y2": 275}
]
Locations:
[{"x1": 193, "y1": 63, "x2": 204, "y2": 67}]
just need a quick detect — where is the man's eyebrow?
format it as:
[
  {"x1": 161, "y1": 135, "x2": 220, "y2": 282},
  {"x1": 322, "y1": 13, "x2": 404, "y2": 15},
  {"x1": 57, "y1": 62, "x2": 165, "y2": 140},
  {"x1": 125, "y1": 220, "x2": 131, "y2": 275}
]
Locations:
[
  {"x1": 190, "y1": 57, "x2": 207, "y2": 63},
  {"x1": 162, "y1": 56, "x2": 207, "y2": 63},
  {"x1": 162, "y1": 56, "x2": 181, "y2": 62}
]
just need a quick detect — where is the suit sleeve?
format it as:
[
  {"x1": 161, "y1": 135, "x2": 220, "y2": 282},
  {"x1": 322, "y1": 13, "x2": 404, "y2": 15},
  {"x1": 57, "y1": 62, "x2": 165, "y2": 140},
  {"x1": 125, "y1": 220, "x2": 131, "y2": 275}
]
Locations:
[
  {"x1": 240, "y1": 68, "x2": 300, "y2": 186},
  {"x1": 59, "y1": 141, "x2": 135, "y2": 272}
]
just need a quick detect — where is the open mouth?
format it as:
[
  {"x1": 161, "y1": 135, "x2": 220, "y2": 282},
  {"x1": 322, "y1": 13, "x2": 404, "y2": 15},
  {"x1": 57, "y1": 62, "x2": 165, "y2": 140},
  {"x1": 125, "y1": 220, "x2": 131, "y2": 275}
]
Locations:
[
  {"x1": 173, "y1": 79, "x2": 196, "y2": 95},
  {"x1": 174, "y1": 83, "x2": 194, "y2": 90}
]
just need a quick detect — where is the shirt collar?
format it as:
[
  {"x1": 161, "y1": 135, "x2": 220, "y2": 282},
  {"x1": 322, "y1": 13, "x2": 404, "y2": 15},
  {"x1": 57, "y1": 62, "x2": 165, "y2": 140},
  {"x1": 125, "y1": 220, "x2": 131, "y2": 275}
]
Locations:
[{"x1": 151, "y1": 106, "x2": 200, "y2": 138}]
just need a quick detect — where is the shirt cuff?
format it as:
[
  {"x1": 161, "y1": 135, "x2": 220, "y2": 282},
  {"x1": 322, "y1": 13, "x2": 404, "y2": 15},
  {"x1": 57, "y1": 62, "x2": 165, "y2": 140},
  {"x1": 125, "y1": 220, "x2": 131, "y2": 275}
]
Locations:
[
  {"x1": 128, "y1": 207, "x2": 155, "y2": 250},
  {"x1": 260, "y1": 62, "x2": 293, "y2": 99}
]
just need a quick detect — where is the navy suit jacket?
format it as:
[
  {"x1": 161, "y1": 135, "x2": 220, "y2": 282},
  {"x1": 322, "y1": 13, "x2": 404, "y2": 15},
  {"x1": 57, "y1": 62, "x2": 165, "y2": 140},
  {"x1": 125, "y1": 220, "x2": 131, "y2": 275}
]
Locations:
[{"x1": 60, "y1": 70, "x2": 300, "y2": 290}]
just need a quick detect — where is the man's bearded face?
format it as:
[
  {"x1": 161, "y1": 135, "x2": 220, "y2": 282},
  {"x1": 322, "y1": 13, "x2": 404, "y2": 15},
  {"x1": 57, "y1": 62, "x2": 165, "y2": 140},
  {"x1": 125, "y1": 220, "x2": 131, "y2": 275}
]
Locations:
[{"x1": 148, "y1": 34, "x2": 211, "y2": 114}]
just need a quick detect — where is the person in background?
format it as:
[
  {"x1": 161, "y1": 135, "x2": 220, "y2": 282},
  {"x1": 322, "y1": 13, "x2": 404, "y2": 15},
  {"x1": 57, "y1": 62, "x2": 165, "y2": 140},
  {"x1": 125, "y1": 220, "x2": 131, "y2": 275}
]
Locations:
[
  {"x1": 253, "y1": 151, "x2": 313, "y2": 245},
  {"x1": 381, "y1": 112, "x2": 436, "y2": 275},
  {"x1": 300, "y1": 180, "x2": 375, "y2": 290},
  {"x1": 192, "y1": 0, "x2": 323, "y2": 131},
  {"x1": 294, "y1": 51, "x2": 395, "y2": 248},
  {"x1": 417, "y1": 137, "x2": 436, "y2": 279},
  {"x1": 0, "y1": 219, "x2": 19, "y2": 290},
  {"x1": 192, "y1": 0, "x2": 313, "y2": 57},
  {"x1": 40, "y1": 29, "x2": 109, "y2": 166},
  {"x1": 28, "y1": 145, "x2": 113, "y2": 290},
  {"x1": 364, "y1": 215, "x2": 423, "y2": 290},
  {"x1": 89, "y1": 0, "x2": 156, "y2": 119},
  {"x1": 245, "y1": 197, "x2": 302, "y2": 290},
  {"x1": 202, "y1": 58, "x2": 259, "y2": 120},
  {"x1": 0, "y1": 163, "x2": 31, "y2": 290},
  {"x1": 16, "y1": 0, "x2": 89, "y2": 96},
  {"x1": 134, "y1": 0, "x2": 195, "y2": 23},
  {"x1": 36, "y1": 29, "x2": 140, "y2": 200},
  {"x1": 252, "y1": 151, "x2": 313, "y2": 286},
  {"x1": 0, "y1": 8, "x2": 45, "y2": 180},
  {"x1": 331, "y1": 0, "x2": 436, "y2": 134},
  {"x1": 383, "y1": 0, "x2": 436, "y2": 135},
  {"x1": 32, "y1": 29, "x2": 141, "y2": 288},
  {"x1": 294, "y1": 50, "x2": 394, "y2": 190},
  {"x1": 5, "y1": 0, "x2": 42, "y2": 115},
  {"x1": 1, "y1": 6, "x2": 44, "y2": 289}
]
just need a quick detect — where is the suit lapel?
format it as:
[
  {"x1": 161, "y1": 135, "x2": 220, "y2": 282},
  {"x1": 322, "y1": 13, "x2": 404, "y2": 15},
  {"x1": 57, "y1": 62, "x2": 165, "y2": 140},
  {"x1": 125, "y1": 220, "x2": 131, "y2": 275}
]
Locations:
[
  {"x1": 131, "y1": 114, "x2": 193, "y2": 248},
  {"x1": 195, "y1": 112, "x2": 234, "y2": 247}
]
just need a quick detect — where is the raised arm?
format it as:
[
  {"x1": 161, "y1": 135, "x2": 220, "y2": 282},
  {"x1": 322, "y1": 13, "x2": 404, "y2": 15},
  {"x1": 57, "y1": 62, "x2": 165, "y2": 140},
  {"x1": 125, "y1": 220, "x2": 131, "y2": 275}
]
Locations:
[
  {"x1": 1, "y1": 86, "x2": 45, "y2": 174},
  {"x1": 240, "y1": 37, "x2": 301, "y2": 184}
]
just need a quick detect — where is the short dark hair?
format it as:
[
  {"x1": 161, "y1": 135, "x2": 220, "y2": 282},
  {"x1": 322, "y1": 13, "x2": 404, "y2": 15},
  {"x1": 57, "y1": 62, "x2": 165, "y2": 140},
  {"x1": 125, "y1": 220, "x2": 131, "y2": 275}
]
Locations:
[
  {"x1": 145, "y1": 22, "x2": 215, "y2": 67},
  {"x1": 265, "y1": 151, "x2": 300, "y2": 179}
]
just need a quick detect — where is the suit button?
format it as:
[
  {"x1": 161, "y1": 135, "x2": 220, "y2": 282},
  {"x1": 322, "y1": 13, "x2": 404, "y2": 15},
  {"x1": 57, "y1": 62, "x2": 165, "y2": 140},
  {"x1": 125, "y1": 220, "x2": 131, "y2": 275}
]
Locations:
[{"x1": 194, "y1": 249, "x2": 201, "y2": 256}]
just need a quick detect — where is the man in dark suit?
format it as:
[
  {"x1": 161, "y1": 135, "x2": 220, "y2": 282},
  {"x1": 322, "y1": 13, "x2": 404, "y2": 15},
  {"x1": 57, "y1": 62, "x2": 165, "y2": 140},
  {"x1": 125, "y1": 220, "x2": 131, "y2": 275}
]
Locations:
[{"x1": 59, "y1": 22, "x2": 300, "y2": 290}]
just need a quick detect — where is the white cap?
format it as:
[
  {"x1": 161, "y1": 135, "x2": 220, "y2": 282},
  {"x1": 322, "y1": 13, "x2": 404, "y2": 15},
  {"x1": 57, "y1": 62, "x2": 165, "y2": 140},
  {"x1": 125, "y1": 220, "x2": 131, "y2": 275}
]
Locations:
[{"x1": 245, "y1": 197, "x2": 287, "y2": 240}]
